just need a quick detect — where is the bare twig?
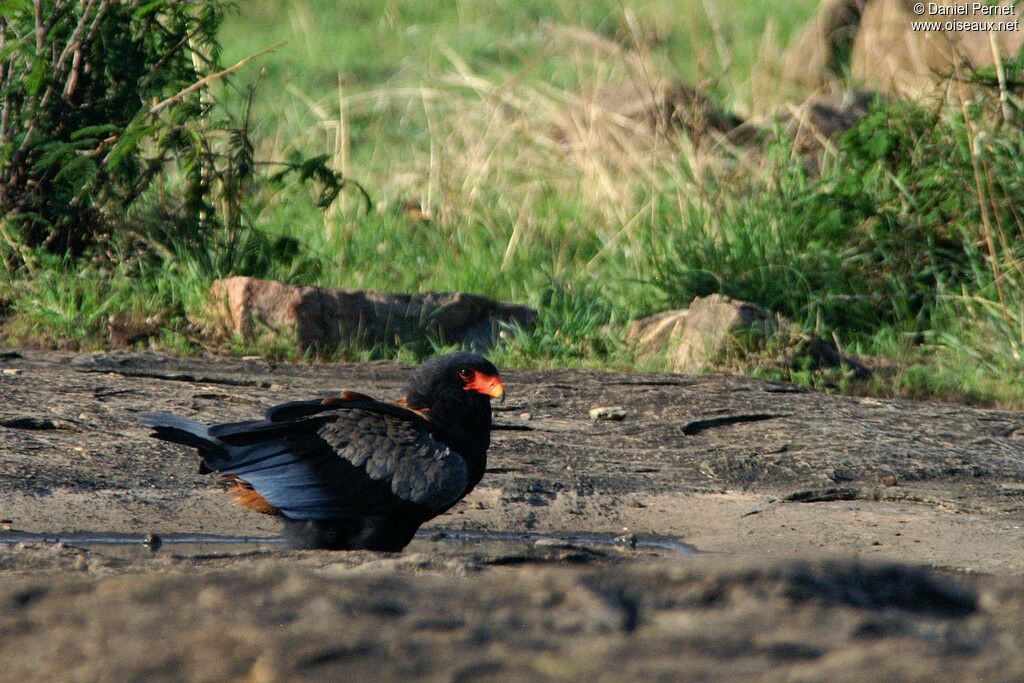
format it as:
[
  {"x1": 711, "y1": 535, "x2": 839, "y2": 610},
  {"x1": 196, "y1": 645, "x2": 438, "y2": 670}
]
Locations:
[
  {"x1": 149, "y1": 43, "x2": 281, "y2": 116},
  {"x1": 33, "y1": 0, "x2": 44, "y2": 53},
  {"x1": 54, "y1": 0, "x2": 96, "y2": 73}
]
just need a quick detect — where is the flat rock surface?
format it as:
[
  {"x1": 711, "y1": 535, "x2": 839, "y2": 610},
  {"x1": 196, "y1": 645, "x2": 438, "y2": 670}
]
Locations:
[{"x1": 3, "y1": 350, "x2": 1024, "y2": 681}]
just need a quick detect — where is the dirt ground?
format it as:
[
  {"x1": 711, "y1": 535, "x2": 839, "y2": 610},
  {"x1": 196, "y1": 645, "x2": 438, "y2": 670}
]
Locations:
[{"x1": 3, "y1": 349, "x2": 1024, "y2": 681}]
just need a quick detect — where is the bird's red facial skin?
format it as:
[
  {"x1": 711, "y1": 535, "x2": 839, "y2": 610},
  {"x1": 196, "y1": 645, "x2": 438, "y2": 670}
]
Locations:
[{"x1": 461, "y1": 370, "x2": 505, "y2": 399}]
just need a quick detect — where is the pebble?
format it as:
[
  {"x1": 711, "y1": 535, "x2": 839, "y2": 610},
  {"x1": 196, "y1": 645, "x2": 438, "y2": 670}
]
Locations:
[
  {"x1": 143, "y1": 533, "x2": 162, "y2": 551},
  {"x1": 2, "y1": 368, "x2": 21, "y2": 376},
  {"x1": 880, "y1": 475, "x2": 898, "y2": 487},
  {"x1": 615, "y1": 532, "x2": 638, "y2": 548},
  {"x1": 519, "y1": 412, "x2": 532, "y2": 421},
  {"x1": 589, "y1": 406, "x2": 626, "y2": 421}
]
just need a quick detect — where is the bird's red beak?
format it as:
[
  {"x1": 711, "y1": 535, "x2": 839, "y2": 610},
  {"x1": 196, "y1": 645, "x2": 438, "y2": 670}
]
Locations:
[{"x1": 463, "y1": 371, "x2": 505, "y2": 401}]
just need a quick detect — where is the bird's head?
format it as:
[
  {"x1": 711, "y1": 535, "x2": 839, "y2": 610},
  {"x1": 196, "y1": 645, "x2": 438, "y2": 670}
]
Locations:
[{"x1": 403, "y1": 352, "x2": 505, "y2": 410}]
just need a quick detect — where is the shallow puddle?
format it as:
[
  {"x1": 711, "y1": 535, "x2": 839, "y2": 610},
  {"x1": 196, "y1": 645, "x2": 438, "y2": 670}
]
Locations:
[{"x1": 0, "y1": 528, "x2": 696, "y2": 557}]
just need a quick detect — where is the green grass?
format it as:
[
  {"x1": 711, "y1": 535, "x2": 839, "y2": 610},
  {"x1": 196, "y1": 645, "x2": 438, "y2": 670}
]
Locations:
[{"x1": 5, "y1": 1, "x2": 1024, "y2": 407}]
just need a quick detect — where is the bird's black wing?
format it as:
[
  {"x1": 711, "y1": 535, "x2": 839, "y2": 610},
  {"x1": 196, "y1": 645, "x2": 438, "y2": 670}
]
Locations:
[{"x1": 190, "y1": 398, "x2": 468, "y2": 520}]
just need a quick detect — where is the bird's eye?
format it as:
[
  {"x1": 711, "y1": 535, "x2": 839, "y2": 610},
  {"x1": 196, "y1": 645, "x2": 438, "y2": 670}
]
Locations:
[{"x1": 458, "y1": 368, "x2": 473, "y2": 382}]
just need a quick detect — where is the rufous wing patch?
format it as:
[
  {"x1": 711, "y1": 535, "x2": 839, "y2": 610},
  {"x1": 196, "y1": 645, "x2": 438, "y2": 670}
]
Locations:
[
  {"x1": 340, "y1": 390, "x2": 374, "y2": 402},
  {"x1": 394, "y1": 397, "x2": 430, "y2": 419},
  {"x1": 220, "y1": 475, "x2": 281, "y2": 516},
  {"x1": 320, "y1": 391, "x2": 375, "y2": 407}
]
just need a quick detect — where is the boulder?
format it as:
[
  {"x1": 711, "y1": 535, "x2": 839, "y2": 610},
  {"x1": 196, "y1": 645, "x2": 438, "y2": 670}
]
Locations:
[
  {"x1": 209, "y1": 276, "x2": 538, "y2": 353},
  {"x1": 666, "y1": 294, "x2": 786, "y2": 373},
  {"x1": 629, "y1": 294, "x2": 866, "y2": 376},
  {"x1": 625, "y1": 308, "x2": 690, "y2": 356},
  {"x1": 782, "y1": 0, "x2": 867, "y2": 88},
  {"x1": 784, "y1": 0, "x2": 1024, "y2": 98},
  {"x1": 852, "y1": 0, "x2": 1023, "y2": 98}
]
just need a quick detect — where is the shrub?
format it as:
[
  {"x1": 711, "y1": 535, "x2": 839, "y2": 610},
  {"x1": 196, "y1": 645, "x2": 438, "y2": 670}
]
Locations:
[
  {"x1": 0, "y1": 1, "x2": 233, "y2": 257},
  {"x1": 0, "y1": 1, "x2": 356, "y2": 272}
]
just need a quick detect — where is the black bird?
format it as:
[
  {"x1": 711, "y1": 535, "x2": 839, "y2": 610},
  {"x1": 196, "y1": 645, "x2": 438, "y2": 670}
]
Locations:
[{"x1": 143, "y1": 352, "x2": 504, "y2": 551}]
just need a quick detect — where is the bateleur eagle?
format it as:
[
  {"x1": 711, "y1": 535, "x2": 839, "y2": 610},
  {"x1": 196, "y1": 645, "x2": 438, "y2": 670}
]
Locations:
[{"x1": 142, "y1": 352, "x2": 504, "y2": 551}]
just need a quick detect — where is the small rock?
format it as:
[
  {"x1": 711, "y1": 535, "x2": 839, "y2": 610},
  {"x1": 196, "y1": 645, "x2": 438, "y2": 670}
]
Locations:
[
  {"x1": 615, "y1": 532, "x2": 638, "y2": 548},
  {"x1": 143, "y1": 533, "x2": 162, "y2": 551},
  {"x1": 519, "y1": 412, "x2": 532, "y2": 421},
  {"x1": 2, "y1": 368, "x2": 21, "y2": 376},
  {"x1": 880, "y1": 475, "x2": 898, "y2": 487},
  {"x1": 590, "y1": 406, "x2": 626, "y2": 421},
  {"x1": 859, "y1": 397, "x2": 891, "y2": 407}
]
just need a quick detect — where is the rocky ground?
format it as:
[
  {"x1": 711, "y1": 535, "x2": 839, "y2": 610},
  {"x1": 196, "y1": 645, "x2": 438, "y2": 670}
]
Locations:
[{"x1": 3, "y1": 349, "x2": 1024, "y2": 681}]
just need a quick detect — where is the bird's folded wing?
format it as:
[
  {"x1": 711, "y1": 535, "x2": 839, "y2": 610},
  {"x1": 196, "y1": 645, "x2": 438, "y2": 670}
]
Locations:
[
  {"x1": 202, "y1": 401, "x2": 468, "y2": 520},
  {"x1": 261, "y1": 391, "x2": 404, "y2": 423}
]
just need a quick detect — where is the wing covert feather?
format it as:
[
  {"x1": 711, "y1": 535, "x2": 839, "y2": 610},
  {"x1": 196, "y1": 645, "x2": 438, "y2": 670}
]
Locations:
[{"x1": 316, "y1": 410, "x2": 468, "y2": 511}]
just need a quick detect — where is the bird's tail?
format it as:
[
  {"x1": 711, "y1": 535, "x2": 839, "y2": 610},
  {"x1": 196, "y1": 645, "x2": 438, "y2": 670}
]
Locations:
[{"x1": 141, "y1": 412, "x2": 227, "y2": 457}]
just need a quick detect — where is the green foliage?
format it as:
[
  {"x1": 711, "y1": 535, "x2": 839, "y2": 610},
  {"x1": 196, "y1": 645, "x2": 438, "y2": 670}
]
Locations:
[
  {"x1": 0, "y1": 0, "x2": 356, "y2": 278},
  {"x1": 0, "y1": 0, "x2": 230, "y2": 254},
  {"x1": 651, "y1": 97, "x2": 1024, "y2": 347}
]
